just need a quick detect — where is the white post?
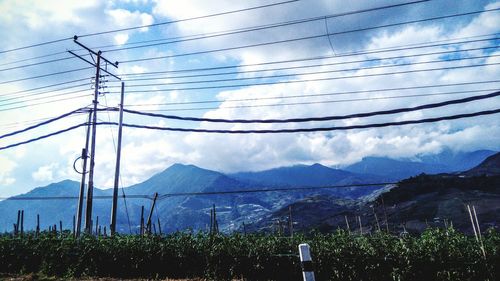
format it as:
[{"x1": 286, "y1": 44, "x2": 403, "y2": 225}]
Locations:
[{"x1": 298, "y1": 243, "x2": 315, "y2": 281}]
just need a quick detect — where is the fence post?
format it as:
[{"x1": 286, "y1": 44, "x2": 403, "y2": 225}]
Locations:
[{"x1": 298, "y1": 243, "x2": 315, "y2": 281}]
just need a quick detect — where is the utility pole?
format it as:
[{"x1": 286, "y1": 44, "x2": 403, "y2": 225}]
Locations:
[
  {"x1": 110, "y1": 82, "x2": 125, "y2": 236},
  {"x1": 75, "y1": 111, "x2": 92, "y2": 237},
  {"x1": 69, "y1": 36, "x2": 119, "y2": 234}
]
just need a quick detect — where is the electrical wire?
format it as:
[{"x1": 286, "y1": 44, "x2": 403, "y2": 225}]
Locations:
[
  {"x1": 129, "y1": 89, "x2": 499, "y2": 112},
  {"x1": 121, "y1": 91, "x2": 500, "y2": 123},
  {"x1": 0, "y1": 86, "x2": 90, "y2": 105},
  {"x1": 2, "y1": 108, "x2": 498, "y2": 151},
  {"x1": 0, "y1": 66, "x2": 92, "y2": 85},
  {"x1": 116, "y1": 109, "x2": 500, "y2": 134},
  {"x1": 0, "y1": 0, "x2": 301, "y2": 55},
  {"x1": 118, "y1": 46, "x2": 497, "y2": 82},
  {"x1": 119, "y1": 8, "x2": 500, "y2": 64},
  {"x1": 0, "y1": 93, "x2": 91, "y2": 112},
  {"x1": 1, "y1": 78, "x2": 90, "y2": 98},
  {"x1": 103, "y1": 0, "x2": 436, "y2": 54},
  {"x1": 119, "y1": 37, "x2": 498, "y2": 76},
  {"x1": 0, "y1": 1, "x2": 435, "y2": 67},
  {"x1": 0, "y1": 107, "x2": 88, "y2": 139},
  {"x1": 111, "y1": 62, "x2": 500, "y2": 93},
  {"x1": 126, "y1": 81, "x2": 500, "y2": 107},
  {"x1": 0, "y1": 182, "x2": 396, "y2": 200},
  {"x1": 115, "y1": 54, "x2": 498, "y2": 88}
]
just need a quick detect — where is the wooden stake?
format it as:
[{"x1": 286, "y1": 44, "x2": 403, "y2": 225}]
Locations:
[
  {"x1": 372, "y1": 206, "x2": 381, "y2": 232},
  {"x1": 95, "y1": 216, "x2": 99, "y2": 235},
  {"x1": 140, "y1": 205, "x2": 144, "y2": 236},
  {"x1": 20, "y1": 210, "x2": 24, "y2": 236},
  {"x1": 16, "y1": 210, "x2": 20, "y2": 235},
  {"x1": 157, "y1": 217, "x2": 162, "y2": 236}
]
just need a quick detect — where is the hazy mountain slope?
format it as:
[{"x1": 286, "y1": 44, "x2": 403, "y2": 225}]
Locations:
[
  {"x1": 345, "y1": 150, "x2": 497, "y2": 179},
  {"x1": 464, "y1": 152, "x2": 500, "y2": 176},
  {"x1": 0, "y1": 180, "x2": 137, "y2": 233}
]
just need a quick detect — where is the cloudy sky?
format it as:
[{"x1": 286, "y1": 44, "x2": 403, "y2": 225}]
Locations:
[{"x1": 0, "y1": 0, "x2": 499, "y2": 197}]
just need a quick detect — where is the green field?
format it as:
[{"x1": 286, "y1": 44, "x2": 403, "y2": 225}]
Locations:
[{"x1": 1, "y1": 228, "x2": 498, "y2": 281}]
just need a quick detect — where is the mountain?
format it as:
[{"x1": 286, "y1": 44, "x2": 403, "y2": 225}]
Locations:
[
  {"x1": 251, "y1": 157, "x2": 500, "y2": 234},
  {"x1": 0, "y1": 180, "x2": 137, "y2": 233},
  {"x1": 464, "y1": 152, "x2": 500, "y2": 176},
  {"x1": 231, "y1": 163, "x2": 389, "y2": 198},
  {"x1": 2, "y1": 151, "x2": 496, "y2": 234},
  {"x1": 232, "y1": 163, "x2": 380, "y2": 186},
  {"x1": 344, "y1": 157, "x2": 448, "y2": 180},
  {"x1": 127, "y1": 163, "x2": 246, "y2": 195},
  {"x1": 344, "y1": 150, "x2": 497, "y2": 180}
]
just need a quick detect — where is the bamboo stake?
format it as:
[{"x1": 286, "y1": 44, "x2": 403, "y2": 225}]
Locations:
[
  {"x1": 345, "y1": 215, "x2": 351, "y2": 235},
  {"x1": 467, "y1": 205, "x2": 478, "y2": 242},
  {"x1": 472, "y1": 205, "x2": 486, "y2": 258}
]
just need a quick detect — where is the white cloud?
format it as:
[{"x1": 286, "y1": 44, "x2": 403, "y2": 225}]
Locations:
[
  {"x1": 32, "y1": 163, "x2": 59, "y2": 182},
  {"x1": 0, "y1": 0, "x2": 499, "y2": 198},
  {"x1": 0, "y1": 156, "x2": 17, "y2": 185}
]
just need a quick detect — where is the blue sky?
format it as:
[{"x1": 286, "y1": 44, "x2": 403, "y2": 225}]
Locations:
[{"x1": 0, "y1": 0, "x2": 499, "y2": 198}]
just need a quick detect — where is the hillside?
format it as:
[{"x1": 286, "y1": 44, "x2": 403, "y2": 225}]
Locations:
[
  {"x1": 250, "y1": 154, "x2": 500, "y2": 233},
  {"x1": 344, "y1": 150, "x2": 497, "y2": 180},
  {"x1": 464, "y1": 152, "x2": 500, "y2": 176}
]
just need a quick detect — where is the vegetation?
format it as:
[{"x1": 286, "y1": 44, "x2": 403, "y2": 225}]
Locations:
[{"x1": 0, "y1": 228, "x2": 498, "y2": 281}]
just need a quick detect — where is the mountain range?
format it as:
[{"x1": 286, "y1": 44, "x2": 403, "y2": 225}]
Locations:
[{"x1": 0, "y1": 149, "x2": 498, "y2": 234}]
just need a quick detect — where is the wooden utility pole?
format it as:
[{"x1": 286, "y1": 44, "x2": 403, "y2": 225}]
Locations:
[
  {"x1": 75, "y1": 111, "x2": 92, "y2": 237},
  {"x1": 288, "y1": 206, "x2": 294, "y2": 238},
  {"x1": 110, "y1": 82, "x2": 125, "y2": 236},
  {"x1": 85, "y1": 50, "x2": 101, "y2": 234},
  {"x1": 69, "y1": 36, "x2": 119, "y2": 234},
  {"x1": 146, "y1": 193, "x2": 158, "y2": 234}
]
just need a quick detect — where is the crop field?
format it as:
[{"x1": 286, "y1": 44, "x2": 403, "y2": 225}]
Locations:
[{"x1": 1, "y1": 228, "x2": 498, "y2": 281}]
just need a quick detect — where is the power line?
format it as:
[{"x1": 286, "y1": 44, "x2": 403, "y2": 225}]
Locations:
[
  {"x1": 0, "y1": 87, "x2": 91, "y2": 107},
  {"x1": 121, "y1": 91, "x2": 500, "y2": 123},
  {"x1": 0, "y1": 194, "x2": 152, "y2": 200},
  {"x1": 126, "y1": 81, "x2": 500, "y2": 108},
  {"x1": 119, "y1": 8, "x2": 500, "y2": 64},
  {"x1": 157, "y1": 182, "x2": 395, "y2": 199},
  {"x1": 1, "y1": 78, "x2": 90, "y2": 98},
  {"x1": 0, "y1": 181, "x2": 396, "y2": 200},
  {"x1": 118, "y1": 46, "x2": 498, "y2": 82},
  {"x1": 0, "y1": 93, "x2": 91, "y2": 112},
  {"x1": 0, "y1": 67, "x2": 92, "y2": 85},
  {"x1": 0, "y1": 57, "x2": 81, "y2": 73},
  {"x1": 117, "y1": 109, "x2": 500, "y2": 134},
  {"x1": 0, "y1": 107, "x2": 88, "y2": 139},
  {"x1": 111, "y1": 62, "x2": 500, "y2": 93},
  {"x1": 0, "y1": 38, "x2": 72, "y2": 55},
  {"x1": 0, "y1": 1, "x2": 437, "y2": 67},
  {"x1": 0, "y1": 0, "x2": 301, "y2": 55},
  {"x1": 128, "y1": 89, "x2": 499, "y2": 113},
  {"x1": 103, "y1": 0, "x2": 433, "y2": 54},
  {"x1": 80, "y1": 0, "x2": 302, "y2": 38},
  {"x1": 119, "y1": 37, "x2": 498, "y2": 76},
  {"x1": 115, "y1": 54, "x2": 498, "y2": 88},
  {"x1": 2, "y1": 108, "x2": 498, "y2": 151}
]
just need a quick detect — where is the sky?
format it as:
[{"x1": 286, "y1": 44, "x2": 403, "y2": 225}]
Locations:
[{"x1": 0, "y1": 0, "x2": 499, "y2": 198}]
